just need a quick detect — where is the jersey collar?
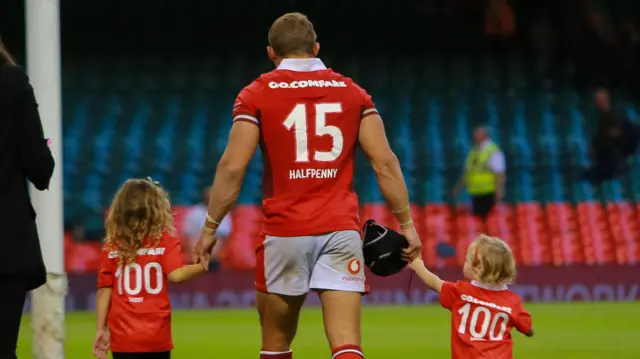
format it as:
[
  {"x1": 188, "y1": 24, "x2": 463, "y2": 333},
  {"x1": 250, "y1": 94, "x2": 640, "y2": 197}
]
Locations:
[
  {"x1": 471, "y1": 280, "x2": 508, "y2": 291},
  {"x1": 277, "y1": 58, "x2": 327, "y2": 72}
]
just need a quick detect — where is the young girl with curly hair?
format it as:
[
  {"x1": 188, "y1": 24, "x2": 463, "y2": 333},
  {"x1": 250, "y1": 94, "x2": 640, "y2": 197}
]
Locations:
[{"x1": 93, "y1": 178, "x2": 208, "y2": 359}]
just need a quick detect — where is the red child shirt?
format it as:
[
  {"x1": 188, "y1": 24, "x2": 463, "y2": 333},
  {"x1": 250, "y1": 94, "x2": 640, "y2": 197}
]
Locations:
[
  {"x1": 232, "y1": 58, "x2": 378, "y2": 237},
  {"x1": 440, "y1": 280, "x2": 533, "y2": 359},
  {"x1": 97, "y1": 233, "x2": 183, "y2": 353}
]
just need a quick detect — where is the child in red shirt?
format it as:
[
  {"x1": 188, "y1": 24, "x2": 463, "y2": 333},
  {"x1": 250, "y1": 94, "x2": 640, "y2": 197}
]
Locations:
[
  {"x1": 410, "y1": 234, "x2": 534, "y2": 359},
  {"x1": 93, "y1": 178, "x2": 209, "y2": 359}
]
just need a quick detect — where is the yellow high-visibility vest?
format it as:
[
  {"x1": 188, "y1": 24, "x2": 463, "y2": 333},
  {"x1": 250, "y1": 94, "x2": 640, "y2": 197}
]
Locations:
[{"x1": 465, "y1": 143, "x2": 500, "y2": 195}]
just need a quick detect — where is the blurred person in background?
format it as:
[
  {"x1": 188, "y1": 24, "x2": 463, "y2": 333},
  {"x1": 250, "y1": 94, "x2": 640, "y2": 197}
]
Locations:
[
  {"x1": 0, "y1": 39, "x2": 55, "y2": 358},
  {"x1": 182, "y1": 187, "x2": 232, "y2": 271},
  {"x1": 453, "y1": 126, "x2": 506, "y2": 224},
  {"x1": 484, "y1": 0, "x2": 516, "y2": 55},
  {"x1": 583, "y1": 88, "x2": 639, "y2": 184}
]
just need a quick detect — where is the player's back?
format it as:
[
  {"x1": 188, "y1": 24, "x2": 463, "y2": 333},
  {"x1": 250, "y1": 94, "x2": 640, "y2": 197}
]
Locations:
[
  {"x1": 233, "y1": 58, "x2": 377, "y2": 237},
  {"x1": 99, "y1": 233, "x2": 181, "y2": 352},
  {"x1": 440, "y1": 280, "x2": 533, "y2": 359}
]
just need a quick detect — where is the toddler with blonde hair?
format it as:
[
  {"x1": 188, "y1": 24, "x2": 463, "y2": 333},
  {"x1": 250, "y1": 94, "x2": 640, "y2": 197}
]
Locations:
[{"x1": 410, "y1": 234, "x2": 534, "y2": 359}]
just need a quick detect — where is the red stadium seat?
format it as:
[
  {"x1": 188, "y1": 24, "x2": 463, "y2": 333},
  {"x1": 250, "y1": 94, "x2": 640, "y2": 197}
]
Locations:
[
  {"x1": 360, "y1": 203, "x2": 391, "y2": 228},
  {"x1": 545, "y1": 202, "x2": 583, "y2": 265},
  {"x1": 453, "y1": 205, "x2": 481, "y2": 266},
  {"x1": 406, "y1": 204, "x2": 428, "y2": 264},
  {"x1": 576, "y1": 202, "x2": 614, "y2": 264},
  {"x1": 515, "y1": 202, "x2": 550, "y2": 265},
  {"x1": 222, "y1": 205, "x2": 262, "y2": 271},
  {"x1": 605, "y1": 202, "x2": 639, "y2": 265},
  {"x1": 171, "y1": 206, "x2": 192, "y2": 257},
  {"x1": 422, "y1": 204, "x2": 456, "y2": 267},
  {"x1": 66, "y1": 241, "x2": 102, "y2": 273},
  {"x1": 486, "y1": 203, "x2": 521, "y2": 264}
]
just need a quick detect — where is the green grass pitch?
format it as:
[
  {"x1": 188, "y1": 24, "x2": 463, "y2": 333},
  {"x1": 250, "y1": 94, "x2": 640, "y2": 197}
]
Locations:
[{"x1": 17, "y1": 302, "x2": 640, "y2": 358}]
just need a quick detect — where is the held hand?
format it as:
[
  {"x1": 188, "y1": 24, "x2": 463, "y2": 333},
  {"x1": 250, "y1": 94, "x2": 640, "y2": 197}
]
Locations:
[
  {"x1": 92, "y1": 328, "x2": 110, "y2": 359},
  {"x1": 400, "y1": 226, "x2": 422, "y2": 262},
  {"x1": 192, "y1": 231, "x2": 217, "y2": 269},
  {"x1": 496, "y1": 189, "x2": 504, "y2": 202}
]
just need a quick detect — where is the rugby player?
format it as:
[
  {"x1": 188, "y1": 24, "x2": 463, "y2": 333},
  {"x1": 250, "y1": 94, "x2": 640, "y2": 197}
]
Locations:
[{"x1": 194, "y1": 12, "x2": 422, "y2": 359}]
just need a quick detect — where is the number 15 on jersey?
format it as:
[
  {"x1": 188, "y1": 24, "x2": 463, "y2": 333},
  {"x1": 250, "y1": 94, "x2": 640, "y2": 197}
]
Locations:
[{"x1": 283, "y1": 103, "x2": 343, "y2": 163}]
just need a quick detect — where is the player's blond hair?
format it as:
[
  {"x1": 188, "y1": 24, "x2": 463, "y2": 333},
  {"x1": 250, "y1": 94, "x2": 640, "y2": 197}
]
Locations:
[
  {"x1": 467, "y1": 234, "x2": 516, "y2": 285},
  {"x1": 268, "y1": 12, "x2": 317, "y2": 57},
  {"x1": 104, "y1": 178, "x2": 175, "y2": 265}
]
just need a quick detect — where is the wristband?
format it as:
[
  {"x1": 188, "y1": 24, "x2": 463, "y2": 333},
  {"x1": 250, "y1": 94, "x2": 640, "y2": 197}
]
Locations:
[
  {"x1": 391, "y1": 206, "x2": 410, "y2": 214},
  {"x1": 399, "y1": 219, "x2": 414, "y2": 229},
  {"x1": 206, "y1": 213, "x2": 220, "y2": 226},
  {"x1": 202, "y1": 226, "x2": 215, "y2": 234}
]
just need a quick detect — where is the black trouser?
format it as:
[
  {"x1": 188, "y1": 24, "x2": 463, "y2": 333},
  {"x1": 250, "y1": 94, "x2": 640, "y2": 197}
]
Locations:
[
  {"x1": 471, "y1": 193, "x2": 496, "y2": 221},
  {"x1": 0, "y1": 275, "x2": 29, "y2": 359},
  {"x1": 112, "y1": 351, "x2": 171, "y2": 359},
  {"x1": 583, "y1": 150, "x2": 623, "y2": 184}
]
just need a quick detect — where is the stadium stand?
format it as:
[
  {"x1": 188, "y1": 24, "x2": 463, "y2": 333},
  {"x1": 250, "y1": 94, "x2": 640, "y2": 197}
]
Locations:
[{"x1": 59, "y1": 53, "x2": 640, "y2": 271}]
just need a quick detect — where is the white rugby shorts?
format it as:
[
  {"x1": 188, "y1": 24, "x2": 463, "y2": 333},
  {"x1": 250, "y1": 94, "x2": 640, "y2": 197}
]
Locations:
[{"x1": 255, "y1": 230, "x2": 368, "y2": 296}]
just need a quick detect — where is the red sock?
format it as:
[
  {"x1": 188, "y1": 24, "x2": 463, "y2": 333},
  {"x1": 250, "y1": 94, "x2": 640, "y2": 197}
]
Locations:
[
  {"x1": 332, "y1": 344, "x2": 364, "y2": 359},
  {"x1": 260, "y1": 349, "x2": 292, "y2": 359}
]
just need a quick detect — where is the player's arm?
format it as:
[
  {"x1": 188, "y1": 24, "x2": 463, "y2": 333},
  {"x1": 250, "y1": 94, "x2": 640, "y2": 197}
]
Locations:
[
  {"x1": 167, "y1": 264, "x2": 207, "y2": 284},
  {"x1": 358, "y1": 114, "x2": 411, "y2": 225},
  {"x1": 408, "y1": 258, "x2": 445, "y2": 293},
  {"x1": 204, "y1": 83, "x2": 261, "y2": 230},
  {"x1": 524, "y1": 328, "x2": 535, "y2": 337}
]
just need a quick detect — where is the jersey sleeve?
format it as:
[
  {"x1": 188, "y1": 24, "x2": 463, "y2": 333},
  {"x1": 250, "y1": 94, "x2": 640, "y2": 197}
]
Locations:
[
  {"x1": 513, "y1": 301, "x2": 533, "y2": 334},
  {"x1": 439, "y1": 281, "x2": 458, "y2": 310},
  {"x1": 232, "y1": 80, "x2": 262, "y2": 126},
  {"x1": 162, "y1": 234, "x2": 184, "y2": 275},
  {"x1": 97, "y1": 249, "x2": 115, "y2": 288},
  {"x1": 351, "y1": 81, "x2": 379, "y2": 119}
]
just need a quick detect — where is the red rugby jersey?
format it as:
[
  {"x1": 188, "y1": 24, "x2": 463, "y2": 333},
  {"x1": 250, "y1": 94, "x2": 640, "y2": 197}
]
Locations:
[
  {"x1": 232, "y1": 58, "x2": 378, "y2": 237},
  {"x1": 441, "y1": 280, "x2": 533, "y2": 359},
  {"x1": 97, "y1": 233, "x2": 183, "y2": 353}
]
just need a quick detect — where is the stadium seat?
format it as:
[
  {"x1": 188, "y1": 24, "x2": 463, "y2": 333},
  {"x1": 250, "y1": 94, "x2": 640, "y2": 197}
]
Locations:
[
  {"x1": 576, "y1": 202, "x2": 615, "y2": 264},
  {"x1": 221, "y1": 205, "x2": 261, "y2": 271},
  {"x1": 515, "y1": 202, "x2": 550, "y2": 265},
  {"x1": 422, "y1": 204, "x2": 456, "y2": 267},
  {"x1": 453, "y1": 205, "x2": 482, "y2": 266},
  {"x1": 605, "y1": 202, "x2": 639, "y2": 265},
  {"x1": 545, "y1": 202, "x2": 583, "y2": 265},
  {"x1": 486, "y1": 204, "x2": 521, "y2": 264}
]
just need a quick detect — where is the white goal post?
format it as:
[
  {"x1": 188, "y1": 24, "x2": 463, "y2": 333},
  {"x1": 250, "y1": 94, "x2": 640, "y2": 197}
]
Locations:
[{"x1": 26, "y1": 0, "x2": 66, "y2": 358}]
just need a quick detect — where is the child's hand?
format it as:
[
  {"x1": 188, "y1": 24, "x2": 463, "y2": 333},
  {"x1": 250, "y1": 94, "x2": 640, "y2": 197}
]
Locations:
[{"x1": 93, "y1": 327, "x2": 110, "y2": 359}]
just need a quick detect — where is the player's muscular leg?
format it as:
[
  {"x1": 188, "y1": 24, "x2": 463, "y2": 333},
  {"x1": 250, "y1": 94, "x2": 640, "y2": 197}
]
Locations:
[
  {"x1": 318, "y1": 290, "x2": 364, "y2": 356},
  {"x1": 257, "y1": 236, "x2": 317, "y2": 357},
  {"x1": 310, "y1": 231, "x2": 366, "y2": 358},
  {"x1": 257, "y1": 291, "x2": 306, "y2": 354}
]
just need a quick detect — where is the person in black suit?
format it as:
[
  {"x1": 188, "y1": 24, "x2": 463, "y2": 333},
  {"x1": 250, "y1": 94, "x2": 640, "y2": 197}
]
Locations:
[
  {"x1": 0, "y1": 39, "x2": 55, "y2": 358},
  {"x1": 583, "y1": 88, "x2": 640, "y2": 184}
]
